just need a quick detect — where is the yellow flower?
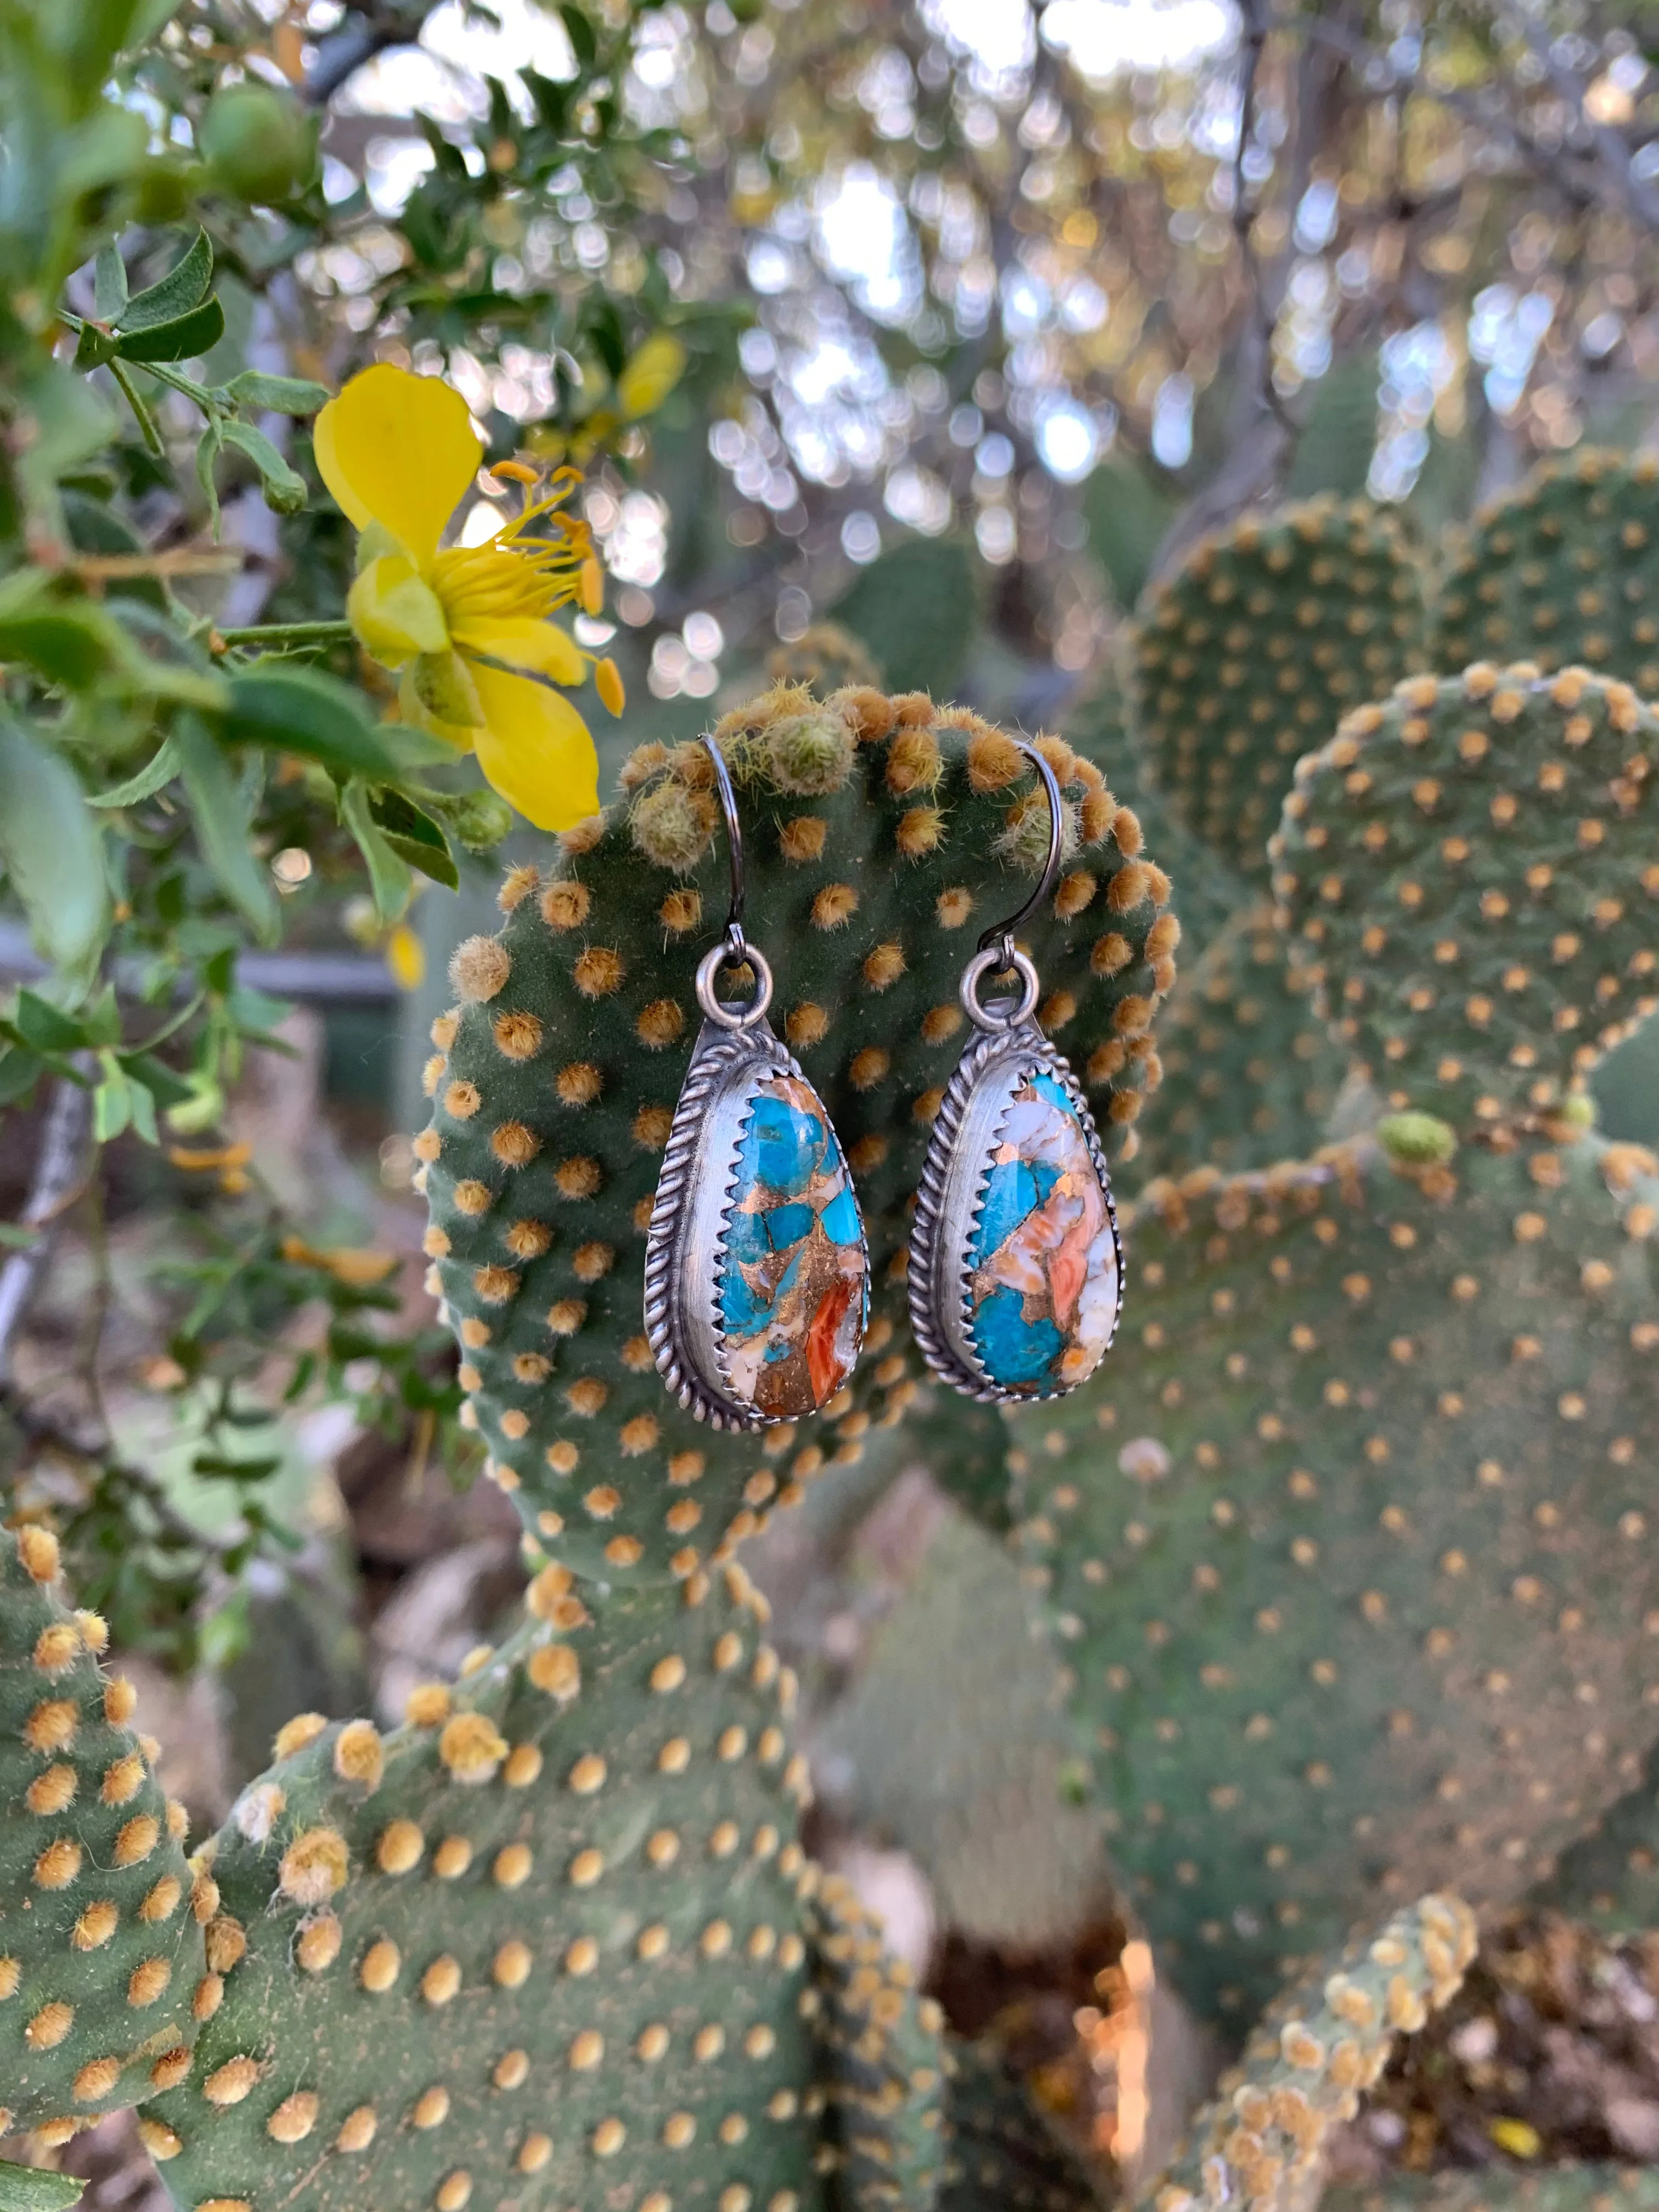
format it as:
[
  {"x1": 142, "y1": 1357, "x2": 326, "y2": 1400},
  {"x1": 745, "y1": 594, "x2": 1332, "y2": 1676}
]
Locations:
[{"x1": 313, "y1": 364, "x2": 623, "y2": 832}]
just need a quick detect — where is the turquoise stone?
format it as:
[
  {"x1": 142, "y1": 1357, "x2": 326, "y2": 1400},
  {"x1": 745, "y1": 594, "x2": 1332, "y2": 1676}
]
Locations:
[
  {"x1": 719, "y1": 1073, "x2": 866, "y2": 1418},
  {"x1": 966, "y1": 1070, "x2": 1117, "y2": 1395}
]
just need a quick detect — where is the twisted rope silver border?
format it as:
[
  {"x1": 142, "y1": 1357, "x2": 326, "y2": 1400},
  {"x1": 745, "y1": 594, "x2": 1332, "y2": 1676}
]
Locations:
[
  {"x1": 645, "y1": 1024, "x2": 787, "y2": 1431},
  {"x1": 907, "y1": 1022, "x2": 1123, "y2": 1404}
]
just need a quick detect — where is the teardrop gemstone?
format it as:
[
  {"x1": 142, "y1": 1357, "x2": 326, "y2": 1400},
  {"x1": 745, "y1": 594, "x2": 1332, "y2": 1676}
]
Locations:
[
  {"x1": 961, "y1": 1064, "x2": 1119, "y2": 1396},
  {"x1": 716, "y1": 1071, "x2": 868, "y2": 1419}
]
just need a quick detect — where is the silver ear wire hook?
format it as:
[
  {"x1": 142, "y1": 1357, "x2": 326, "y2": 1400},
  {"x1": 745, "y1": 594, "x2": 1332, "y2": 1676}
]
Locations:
[
  {"x1": 693, "y1": 736, "x2": 773, "y2": 1030},
  {"x1": 702, "y1": 734, "x2": 747, "y2": 960},
  {"x1": 907, "y1": 727, "x2": 1120, "y2": 1402},
  {"x1": 961, "y1": 737, "x2": 1065, "y2": 1034}
]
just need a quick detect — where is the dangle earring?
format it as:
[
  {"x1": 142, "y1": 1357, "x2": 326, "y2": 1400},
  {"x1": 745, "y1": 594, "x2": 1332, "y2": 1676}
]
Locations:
[
  {"x1": 908, "y1": 739, "x2": 1122, "y2": 1403},
  {"x1": 646, "y1": 738, "x2": 869, "y2": 1431}
]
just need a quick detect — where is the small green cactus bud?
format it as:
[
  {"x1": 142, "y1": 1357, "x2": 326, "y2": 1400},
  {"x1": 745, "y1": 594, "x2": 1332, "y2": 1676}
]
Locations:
[
  {"x1": 763, "y1": 706, "x2": 856, "y2": 794},
  {"x1": 198, "y1": 83, "x2": 317, "y2": 206},
  {"x1": 629, "y1": 777, "x2": 714, "y2": 871},
  {"x1": 1376, "y1": 1111, "x2": 1457, "y2": 1166}
]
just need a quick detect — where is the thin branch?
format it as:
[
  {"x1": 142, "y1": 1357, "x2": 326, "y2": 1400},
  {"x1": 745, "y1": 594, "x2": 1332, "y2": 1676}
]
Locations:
[
  {"x1": 0, "y1": 1071, "x2": 93, "y2": 1376},
  {"x1": 1233, "y1": 0, "x2": 1297, "y2": 434}
]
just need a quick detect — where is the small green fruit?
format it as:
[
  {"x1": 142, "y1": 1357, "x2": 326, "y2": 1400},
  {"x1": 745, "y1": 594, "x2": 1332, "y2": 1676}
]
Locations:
[
  {"x1": 1376, "y1": 1110, "x2": 1458, "y2": 1167},
  {"x1": 199, "y1": 83, "x2": 315, "y2": 206},
  {"x1": 430, "y1": 786, "x2": 515, "y2": 850}
]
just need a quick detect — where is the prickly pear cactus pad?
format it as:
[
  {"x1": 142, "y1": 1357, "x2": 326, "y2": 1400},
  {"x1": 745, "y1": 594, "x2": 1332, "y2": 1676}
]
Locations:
[
  {"x1": 1063, "y1": 679, "x2": 1249, "y2": 966},
  {"x1": 1326, "y1": 2169, "x2": 1659, "y2": 2212},
  {"x1": 938, "y1": 2040, "x2": 1099, "y2": 2212},
  {"x1": 1272, "y1": 667, "x2": 1659, "y2": 1128},
  {"x1": 143, "y1": 1562, "x2": 827, "y2": 2212},
  {"x1": 0, "y1": 1525, "x2": 205, "y2": 2141},
  {"x1": 420, "y1": 684, "x2": 1176, "y2": 1582},
  {"x1": 1008, "y1": 1133, "x2": 1659, "y2": 2025},
  {"x1": 1149, "y1": 1894, "x2": 1476, "y2": 2212},
  {"x1": 1528, "y1": 1730, "x2": 1659, "y2": 1936},
  {"x1": 808, "y1": 1877, "x2": 947, "y2": 2212},
  {"x1": 1130, "y1": 499, "x2": 1428, "y2": 883},
  {"x1": 1430, "y1": 450, "x2": 1659, "y2": 687},
  {"x1": 1131, "y1": 905, "x2": 1347, "y2": 1187}
]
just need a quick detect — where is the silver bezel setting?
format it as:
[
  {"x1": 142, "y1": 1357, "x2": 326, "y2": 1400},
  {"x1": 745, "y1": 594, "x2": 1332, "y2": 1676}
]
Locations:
[
  {"x1": 645, "y1": 1017, "x2": 868, "y2": 1431},
  {"x1": 907, "y1": 1020, "x2": 1122, "y2": 1405}
]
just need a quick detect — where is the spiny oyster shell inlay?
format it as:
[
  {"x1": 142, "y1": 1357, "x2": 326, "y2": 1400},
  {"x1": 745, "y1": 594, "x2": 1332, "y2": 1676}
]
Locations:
[
  {"x1": 719, "y1": 1073, "x2": 867, "y2": 1419},
  {"x1": 966, "y1": 1068, "x2": 1117, "y2": 1395}
]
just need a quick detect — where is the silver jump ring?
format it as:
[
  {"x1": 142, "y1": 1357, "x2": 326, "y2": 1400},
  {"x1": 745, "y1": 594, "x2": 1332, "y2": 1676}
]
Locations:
[
  {"x1": 696, "y1": 940, "x2": 775, "y2": 1031},
  {"x1": 960, "y1": 946, "x2": 1040, "y2": 1034}
]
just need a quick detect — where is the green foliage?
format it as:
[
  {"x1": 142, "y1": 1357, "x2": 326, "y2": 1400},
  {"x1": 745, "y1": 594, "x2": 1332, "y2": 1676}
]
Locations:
[
  {"x1": 0, "y1": 1525, "x2": 206, "y2": 2135},
  {"x1": 422, "y1": 686, "x2": 1170, "y2": 1583},
  {"x1": 1083, "y1": 460, "x2": 1179, "y2": 613},
  {"x1": 828, "y1": 540, "x2": 979, "y2": 703},
  {"x1": 1285, "y1": 353, "x2": 1381, "y2": 503}
]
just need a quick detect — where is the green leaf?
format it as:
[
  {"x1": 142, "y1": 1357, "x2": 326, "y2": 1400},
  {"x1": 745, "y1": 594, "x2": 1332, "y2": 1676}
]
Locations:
[
  {"x1": 223, "y1": 369, "x2": 330, "y2": 415},
  {"x1": 173, "y1": 713, "x2": 280, "y2": 946},
  {"x1": 559, "y1": 3, "x2": 599, "y2": 65},
  {"x1": 220, "y1": 418, "x2": 306, "y2": 515},
  {"x1": 92, "y1": 1065, "x2": 131, "y2": 1141},
  {"x1": 116, "y1": 227, "x2": 213, "y2": 331},
  {"x1": 223, "y1": 666, "x2": 407, "y2": 782},
  {"x1": 73, "y1": 320, "x2": 119, "y2": 370},
  {"x1": 0, "y1": 1049, "x2": 44, "y2": 1108},
  {"x1": 376, "y1": 795, "x2": 447, "y2": 861},
  {"x1": 13, "y1": 990, "x2": 89, "y2": 1053},
  {"x1": 93, "y1": 242, "x2": 129, "y2": 321},
  {"x1": 0, "y1": 2162, "x2": 87, "y2": 2210},
  {"x1": 195, "y1": 417, "x2": 223, "y2": 535},
  {"x1": 0, "y1": 596, "x2": 117, "y2": 689},
  {"x1": 369, "y1": 787, "x2": 459, "y2": 888},
  {"x1": 117, "y1": 1049, "x2": 196, "y2": 1109},
  {"x1": 0, "y1": 716, "x2": 110, "y2": 994},
  {"x1": 341, "y1": 777, "x2": 413, "y2": 922},
  {"x1": 116, "y1": 295, "x2": 225, "y2": 364},
  {"x1": 87, "y1": 736, "x2": 180, "y2": 808}
]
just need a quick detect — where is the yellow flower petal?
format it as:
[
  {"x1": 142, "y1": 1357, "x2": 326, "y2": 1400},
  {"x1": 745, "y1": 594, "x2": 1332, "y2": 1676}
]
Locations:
[
  {"x1": 616, "y1": 332, "x2": 687, "y2": 420},
  {"x1": 348, "y1": 556, "x2": 450, "y2": 667},
  {"x1": 313, "y1": 364, "x2": 482, "y2": 566},
  {"x1": 469, "y1": 659, "x2": 599, "y2": 832},
  {"x1": 454, "y1": 615, "x2": 585, "y2": 687}
]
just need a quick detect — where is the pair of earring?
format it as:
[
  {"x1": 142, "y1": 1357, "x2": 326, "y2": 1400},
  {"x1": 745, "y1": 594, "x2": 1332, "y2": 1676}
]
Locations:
[{"x1": 644, "y1": 736, "x2": 1122, "y2": 1432}]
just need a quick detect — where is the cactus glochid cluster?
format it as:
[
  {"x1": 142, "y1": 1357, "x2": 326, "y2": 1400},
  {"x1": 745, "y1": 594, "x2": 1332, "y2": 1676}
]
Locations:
[{"x1": 10, "y1": 448, "x2": 1659, "y2": 2212}]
